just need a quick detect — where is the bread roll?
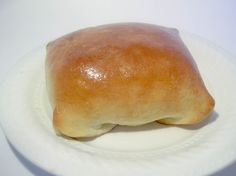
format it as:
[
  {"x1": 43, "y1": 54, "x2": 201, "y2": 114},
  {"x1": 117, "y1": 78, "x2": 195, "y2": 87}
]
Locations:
[{"x1": 46, "y1": 23, "x2": 215, "y2": 138}]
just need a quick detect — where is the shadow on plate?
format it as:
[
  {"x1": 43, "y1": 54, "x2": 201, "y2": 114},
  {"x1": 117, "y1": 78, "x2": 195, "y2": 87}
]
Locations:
[
  {"x1": 7, "y1": 110, "x2": 232, "y2": 176},
  {"x1": 175, "y1": 110, "x2": 218, "y2": 130},
  {"x1": 7, "y1": 140, "x2": 56, "y2": 176},
  {"x1": 77, "y1": 111, "x2": 219, "y2": 142}
]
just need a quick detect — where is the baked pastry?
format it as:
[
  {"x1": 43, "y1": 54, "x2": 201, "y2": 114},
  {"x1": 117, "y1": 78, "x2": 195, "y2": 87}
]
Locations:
[{"x1": 46, "y1": 23, "x2": 215, "y2": 138}]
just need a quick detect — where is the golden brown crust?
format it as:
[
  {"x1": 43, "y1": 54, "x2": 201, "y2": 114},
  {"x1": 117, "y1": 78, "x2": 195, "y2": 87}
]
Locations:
[{"x1": 46, "y1": 23, "x2": 215, "y2": 137}]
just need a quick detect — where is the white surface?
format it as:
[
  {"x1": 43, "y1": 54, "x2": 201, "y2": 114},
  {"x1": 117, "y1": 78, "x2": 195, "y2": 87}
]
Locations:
[
  {"x1": 1, "y1": 31, "x2": 236, "y2": 176},
  {"x1": 0, "y1": 0, "x2": 235, "y2": 176}
]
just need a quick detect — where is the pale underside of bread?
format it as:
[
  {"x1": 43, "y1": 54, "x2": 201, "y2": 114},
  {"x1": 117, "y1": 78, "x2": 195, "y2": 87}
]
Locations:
[{"x1": 46, "y1": 23, "x2": 215, "y2": 138}]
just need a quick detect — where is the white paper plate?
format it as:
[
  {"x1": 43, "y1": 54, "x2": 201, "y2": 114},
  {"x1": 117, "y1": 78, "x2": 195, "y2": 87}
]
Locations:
[{"x1": 0, "y1": 31, "x2": 236, "y2": 176}]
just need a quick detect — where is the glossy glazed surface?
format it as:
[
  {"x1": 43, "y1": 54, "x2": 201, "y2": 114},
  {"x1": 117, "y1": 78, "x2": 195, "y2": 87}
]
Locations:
[{"x1": 46, "y1": 23, "x2": 214, "y2": 137}]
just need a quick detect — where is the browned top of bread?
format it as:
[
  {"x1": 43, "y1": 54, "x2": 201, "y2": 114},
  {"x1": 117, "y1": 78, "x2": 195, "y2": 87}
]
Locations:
[{"x1": 46, "y1": 23, "x2": 214, "y2": 137}]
